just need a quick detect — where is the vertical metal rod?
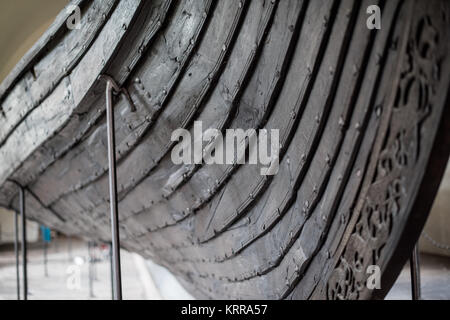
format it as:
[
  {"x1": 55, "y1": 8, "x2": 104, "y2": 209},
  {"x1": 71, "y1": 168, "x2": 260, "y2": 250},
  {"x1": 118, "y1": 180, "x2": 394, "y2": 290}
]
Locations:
[
  {"x1": 93, "y1": 242, "x2": 98, "y2": 281},
  {"x1": 54, "y1": 232, "x2": 58, "y2": 253},
  {"x1": 68, "y1": 235, "x2": 72, "y2": 261},
  {"x1": 105, "y1": 78, "x2": 122, "y2": 300},
  {"x1": 88, "y1": 242, "x2": 94, "y2": 298},
  {"x1": 109, "y1": 242, "x2": 114, "y2": 299},
  {"x1": 14, "y1": 211, "x2": 20, "y2": 300},
  {"x1": 19, "y1": 186, "x2": 28, "y2": 300},
  {"x1": 44, "y1": 241, "x2": 48, "y2": 277},
  {"x1": 100, "y1": 74, "x2": 134, "y2": 300},
  {"x1": 410, "y1": 244, "x2": 421, "y2": 300}
]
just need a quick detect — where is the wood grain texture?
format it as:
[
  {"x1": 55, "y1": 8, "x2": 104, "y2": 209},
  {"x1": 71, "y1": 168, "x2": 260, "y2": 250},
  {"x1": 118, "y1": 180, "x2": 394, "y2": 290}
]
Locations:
[{"x1": 0, "y1": 0, "x2": 449, "y2": 299}]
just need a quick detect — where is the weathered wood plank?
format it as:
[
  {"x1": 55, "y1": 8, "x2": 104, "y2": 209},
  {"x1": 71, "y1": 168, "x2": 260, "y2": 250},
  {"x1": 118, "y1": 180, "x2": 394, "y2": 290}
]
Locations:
[{"x1": 1, "y1": 0, "x2": 449, "y2": 300}]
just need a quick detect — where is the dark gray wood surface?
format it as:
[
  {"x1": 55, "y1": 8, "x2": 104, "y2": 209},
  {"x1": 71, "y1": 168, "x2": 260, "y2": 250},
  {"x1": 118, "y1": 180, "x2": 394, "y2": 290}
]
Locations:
[{"x1": 0, "y1": 0, "x2": 449, "y2": 299}]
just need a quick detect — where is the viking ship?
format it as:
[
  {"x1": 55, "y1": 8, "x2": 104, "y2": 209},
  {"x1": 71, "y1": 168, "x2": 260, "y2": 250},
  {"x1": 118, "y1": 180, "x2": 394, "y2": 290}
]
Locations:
[{"x1": 0, "y1": 0, "x2": 449, "y2": 299}]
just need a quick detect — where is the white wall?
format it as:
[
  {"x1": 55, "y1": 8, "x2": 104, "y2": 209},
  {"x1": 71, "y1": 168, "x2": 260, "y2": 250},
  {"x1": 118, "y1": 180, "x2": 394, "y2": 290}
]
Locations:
[
  {"x1": 420, "y1": 161, "x2": 450, "y2": 257},
  {"x1": 0, "y1": 208, "x2": 39, "y2": 244}
]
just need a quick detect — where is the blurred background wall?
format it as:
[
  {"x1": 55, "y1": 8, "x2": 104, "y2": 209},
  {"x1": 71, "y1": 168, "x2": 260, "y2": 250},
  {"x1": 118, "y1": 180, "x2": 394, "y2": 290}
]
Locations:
[{"x1": 420, "y1": 163, "x2": 450, "y2": 257}]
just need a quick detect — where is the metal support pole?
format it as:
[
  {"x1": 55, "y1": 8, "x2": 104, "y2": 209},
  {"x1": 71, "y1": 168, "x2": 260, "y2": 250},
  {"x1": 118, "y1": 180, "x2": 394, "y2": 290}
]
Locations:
[
  {"x1": 19, "y1": 186, "x2": 28, "y2": 300},
  {"x1": 88, "y1": 242, "x2": 94, "y2": 298},
  {"x1": 100, "y1": 74, "x2": 135, "y2": 300},
  {"x1": 68, "y1": 235, "x2": 73, "y2": 261},
  {"x1": 106, "y1": 78, "x2": 122, "y2": 300},
  {"x1": 410, "y1": 244, "x2": 421, "y2": 300},
  {"x1": 14, "y1": 211, "x2": 20, "y2": 300},
  {"x1": 93, "y1": 242, "x2": 98, "y2": 281},
  {"x1": 44, "y1": 241, "x2": 48, "y2": 277},
  {"x1": 109, "y1": 242, "x2": 114, "y2": 299}
]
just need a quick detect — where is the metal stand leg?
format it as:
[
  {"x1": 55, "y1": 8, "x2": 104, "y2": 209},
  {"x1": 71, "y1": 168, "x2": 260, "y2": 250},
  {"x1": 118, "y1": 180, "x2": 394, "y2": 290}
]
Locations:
[
  {"x1": 100, "y1": 74, "x2": 135, "y2": 300},
  {"x1": 92, "y1": 242, "x2": 98, "y2": 281},
  {"x1": 109, "y1": 242, "x2": 114, "y2": 300},
  {"x1": 68, "y1": 235, "x2": 72, "y2": 261},
  {"x1": 14, "y1": 211, "x2": 20, "y2": 300},
  {"x1": 88, "y1": 242, "x2": 94, "y2": 298},
  {"x1": 410, "y1": 244, "x2": 421, "y2": 300},
  {"x1": 19, "y1": 186, "x2": 28, "y2": 300},
  {"x1": 44, "y1": 241, "x2": 48, "y2": 277}
]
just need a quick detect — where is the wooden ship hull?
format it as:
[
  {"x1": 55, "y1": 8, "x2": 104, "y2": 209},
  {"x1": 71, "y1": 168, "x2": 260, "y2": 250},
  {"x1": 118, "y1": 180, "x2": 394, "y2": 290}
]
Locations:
[{"x1": 0, "y1": 0, "x2": 449, "y2": 299}]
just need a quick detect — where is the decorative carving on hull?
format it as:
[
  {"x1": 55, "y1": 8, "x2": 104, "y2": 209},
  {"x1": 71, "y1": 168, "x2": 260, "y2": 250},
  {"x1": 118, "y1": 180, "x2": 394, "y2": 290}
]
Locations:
[{"x1": 327, "y1": 1, "x2": 446, "y2": 300}]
